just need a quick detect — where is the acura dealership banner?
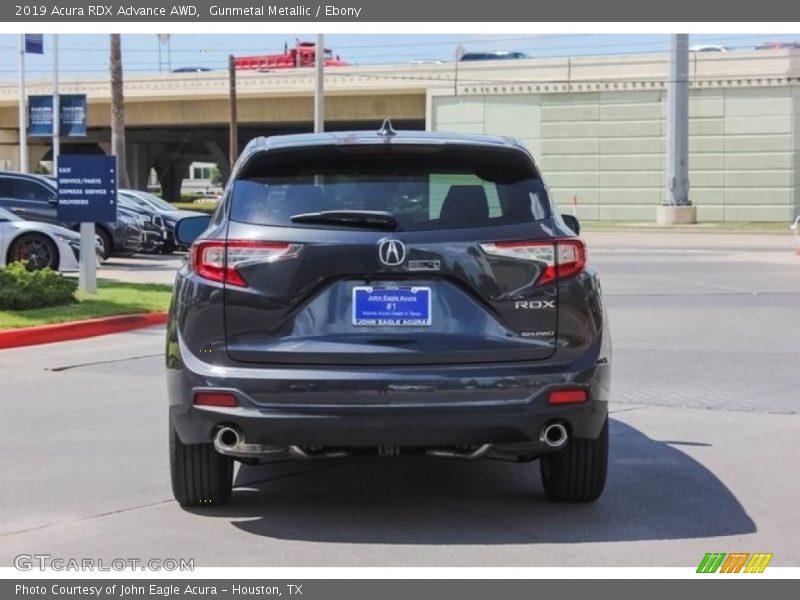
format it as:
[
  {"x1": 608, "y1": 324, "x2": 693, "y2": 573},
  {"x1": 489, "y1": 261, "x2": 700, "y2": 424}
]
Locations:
[{"x1": 27, "y1": 94, "x2": 87, "y2": 138}]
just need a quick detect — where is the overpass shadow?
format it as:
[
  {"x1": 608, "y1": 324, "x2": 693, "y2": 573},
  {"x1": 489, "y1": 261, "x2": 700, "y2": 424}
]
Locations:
[{"x1": 187, "y1": 419, "x2": 756, "y2": 545}]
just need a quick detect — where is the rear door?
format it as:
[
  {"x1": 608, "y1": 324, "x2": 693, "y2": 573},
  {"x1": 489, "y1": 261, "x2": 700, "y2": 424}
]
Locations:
[{"x1": 219, "y1": 143, "x2": 563, "y2": 366}]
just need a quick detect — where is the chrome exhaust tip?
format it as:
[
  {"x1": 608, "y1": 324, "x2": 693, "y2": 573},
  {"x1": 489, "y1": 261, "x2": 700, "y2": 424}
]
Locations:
[
  {"x1": 213, "y1": 427, "x2": 286, "y2": 458},
  {"x1": 214, "y1": 426, "x2": 240, "y2": 451},
  {"x1": 539, "y1": 423, "x2": 568, "y2": 449}
]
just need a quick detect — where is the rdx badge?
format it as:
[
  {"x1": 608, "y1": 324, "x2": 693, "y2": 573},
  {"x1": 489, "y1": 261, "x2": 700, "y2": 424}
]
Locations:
[{"x1": 514, "y1": 300, "x2": 556, "y2": 310}]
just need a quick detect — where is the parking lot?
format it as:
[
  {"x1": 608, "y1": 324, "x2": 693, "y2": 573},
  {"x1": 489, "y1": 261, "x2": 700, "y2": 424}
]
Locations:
[{"x1": 1, "y1": 230, "x2": 798, "y2": 567}]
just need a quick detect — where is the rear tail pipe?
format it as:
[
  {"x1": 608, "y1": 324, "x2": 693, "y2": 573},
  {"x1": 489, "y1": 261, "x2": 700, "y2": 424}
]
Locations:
[
  {"x1": 539, "y1": 422, "x2": 568, "y2": 449},
  {"x1": 213, "y1": 426, "x2": 286, "y2": 458},
  {"x1": 214, "y1": 426, "x2": 240, "y2": 451}
]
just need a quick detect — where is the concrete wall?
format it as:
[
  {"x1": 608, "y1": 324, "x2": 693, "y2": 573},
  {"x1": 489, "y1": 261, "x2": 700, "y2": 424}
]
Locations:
[{"x1": 429, "y1": 85, "x2": 800, "y2": 222}]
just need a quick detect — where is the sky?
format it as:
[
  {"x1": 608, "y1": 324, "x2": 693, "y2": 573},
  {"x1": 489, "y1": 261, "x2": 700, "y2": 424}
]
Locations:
[{"x1": 1, "y1": 33, "x2": 799, "y2": 81}]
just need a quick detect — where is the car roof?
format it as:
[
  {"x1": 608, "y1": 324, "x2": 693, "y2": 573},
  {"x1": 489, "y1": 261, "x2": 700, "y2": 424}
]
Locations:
[{"x1": 0, "y1": 170, "x2": 55, "y2": 186}]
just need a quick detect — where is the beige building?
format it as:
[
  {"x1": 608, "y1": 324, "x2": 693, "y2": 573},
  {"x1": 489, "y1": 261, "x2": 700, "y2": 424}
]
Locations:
[
  {"x1": 428, "y1": 53, "x2": 800, "y2": 222},
  {"x1": 1, "y1": 49, "x2": 799, "y2": 220}
]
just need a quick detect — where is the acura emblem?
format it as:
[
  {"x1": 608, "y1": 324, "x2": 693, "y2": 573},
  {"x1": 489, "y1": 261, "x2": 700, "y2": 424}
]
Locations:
[{"x1": 378, "y1": 239, "x2": 406, "y2": 266}]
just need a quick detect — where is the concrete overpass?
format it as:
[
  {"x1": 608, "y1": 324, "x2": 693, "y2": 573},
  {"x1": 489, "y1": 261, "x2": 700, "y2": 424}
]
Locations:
[
  {"x1": 0, "y1": 65, "x2": 431, "y2": 198},
  {"x1": 1, "y1": 50, "x2": 799, "y2": 219}
]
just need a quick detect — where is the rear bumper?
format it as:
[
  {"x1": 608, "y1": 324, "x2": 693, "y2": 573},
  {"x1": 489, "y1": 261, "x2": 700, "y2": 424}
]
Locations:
[{"x1": 168, "y1": 333, "x2": 610, "y2": 449}]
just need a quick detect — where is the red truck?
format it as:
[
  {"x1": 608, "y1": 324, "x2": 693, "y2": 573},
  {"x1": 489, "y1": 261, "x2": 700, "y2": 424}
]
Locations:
[{"x1": 234, "y1": 41, "x2": 349, "y2": 71}]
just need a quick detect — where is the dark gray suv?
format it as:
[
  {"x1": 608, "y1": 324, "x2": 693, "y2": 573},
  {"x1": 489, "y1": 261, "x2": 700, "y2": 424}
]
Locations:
[{"x1": 167, "y1": 124, "x2": 611, "y2": 506}]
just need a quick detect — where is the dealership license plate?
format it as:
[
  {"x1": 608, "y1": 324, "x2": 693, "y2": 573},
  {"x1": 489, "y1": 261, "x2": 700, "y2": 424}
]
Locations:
[{"x1": 352, "y1": 286, "x2": 432, "y2": 326}]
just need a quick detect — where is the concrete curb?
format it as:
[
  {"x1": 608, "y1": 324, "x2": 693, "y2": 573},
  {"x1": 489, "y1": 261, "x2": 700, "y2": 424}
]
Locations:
[{"x1": 0, "y1": 312, "x2": 168, "y2": 349}]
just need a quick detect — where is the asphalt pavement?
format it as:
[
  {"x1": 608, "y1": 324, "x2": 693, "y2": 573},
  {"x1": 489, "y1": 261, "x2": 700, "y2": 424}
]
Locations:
[{"x1": 1, "y1": 231, "x2": 798, "y2": 567}]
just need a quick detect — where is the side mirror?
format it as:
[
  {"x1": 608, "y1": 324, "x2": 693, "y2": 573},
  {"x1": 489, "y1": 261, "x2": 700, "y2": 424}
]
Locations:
[
  {"x1": 562, "y1": 214, "x2": 580, "y2": 236},
  {"x1": 175, "y1": 215, "x2": 212, "y2": 246}
]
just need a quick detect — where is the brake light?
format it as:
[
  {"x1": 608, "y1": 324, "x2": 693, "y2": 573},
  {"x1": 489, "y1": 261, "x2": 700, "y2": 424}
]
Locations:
[
  {"x1": 190, "y1": 240, "x2": 302, "y2": 287},
  {"x1": 548, "y1": 389, "x2": 588, "y2": 404},
  {"x1": 479, "y1": 239, "x2": 586, "y2": 285}
]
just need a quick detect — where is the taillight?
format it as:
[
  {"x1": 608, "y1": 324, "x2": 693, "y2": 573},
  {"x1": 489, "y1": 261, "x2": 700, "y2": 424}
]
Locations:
[
  {"x1": 479, "y1": 239, "x2": 586, "y2": 285},
  {"x1": 190, "y1": 240, "x2": 302, "y2": 287}
]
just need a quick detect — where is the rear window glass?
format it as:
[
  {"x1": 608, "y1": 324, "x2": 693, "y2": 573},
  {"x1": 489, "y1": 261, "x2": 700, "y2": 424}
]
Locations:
[{"x1": 229, "y1": 151, "x2": 550, "y2": 231}]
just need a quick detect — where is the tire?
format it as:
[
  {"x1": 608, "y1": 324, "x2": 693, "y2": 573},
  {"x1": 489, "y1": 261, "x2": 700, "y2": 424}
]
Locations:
[
  {"x1": 8, "y1": 233, "x2": 59, "y2": 271},
  {"x1": 169, "y1": 424, "x2": 233, "y2": 507},
  {"x1": 539, "y1": 417, "x2": 608, "y2": 503},
  {"x1": 95, "y1": 226, "x2": 113, "y2": 260}
]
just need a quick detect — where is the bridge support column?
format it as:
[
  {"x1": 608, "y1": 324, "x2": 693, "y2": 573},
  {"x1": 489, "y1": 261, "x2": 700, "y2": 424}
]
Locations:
[
  {"x1": 126, "y1": 143, "x2": 164, "y2": 191},
  {"x1": 155, "y1": 159, "x2": 191, "y2": 202},
  {"x1": 205, "y1": 141, "x2": 230, "y2": 186}
]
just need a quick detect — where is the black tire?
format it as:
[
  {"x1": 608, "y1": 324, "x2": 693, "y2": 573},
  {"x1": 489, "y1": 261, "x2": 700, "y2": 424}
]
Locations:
[
  {"x1": 169, "y1": 424, "x2": 233, "y2": 507},
  {"x1": 8, "y1": 233, "x2": 59, "y2": 271},
  {"x1": 539, "y1": 417, "x2": 608, "y2": 503},
  {"x1": 95, "y1": 226, "x2": 112, "y2": 260}
]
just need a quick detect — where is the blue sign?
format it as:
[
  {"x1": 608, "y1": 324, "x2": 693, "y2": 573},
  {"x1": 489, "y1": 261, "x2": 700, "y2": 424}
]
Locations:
[
  {"x1": 28, "y1": 95, "x2": 87, "y2": 137},
  {"x1": 58, "y1": 95, "x2": 87, "y2": 137},
  {"x1": 57, "y1": 155, "x2": 118, "y2": 223},
  {"x1": 352, "y1": 286, "x2": 432, "y2": 326},
  {"x1": 24, "y1": 34, "x2": 44, "y2": 54}
]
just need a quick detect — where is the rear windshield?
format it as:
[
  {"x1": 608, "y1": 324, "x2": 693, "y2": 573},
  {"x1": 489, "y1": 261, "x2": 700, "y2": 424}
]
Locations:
[{"x1": 229, "y1": 151, "x2": 550, "y2": 230}]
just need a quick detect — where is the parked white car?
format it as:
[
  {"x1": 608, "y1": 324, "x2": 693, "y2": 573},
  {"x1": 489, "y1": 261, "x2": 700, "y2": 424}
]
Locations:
[{"x1": 0, "y1": 207, "x2": 99, "y2": 271}]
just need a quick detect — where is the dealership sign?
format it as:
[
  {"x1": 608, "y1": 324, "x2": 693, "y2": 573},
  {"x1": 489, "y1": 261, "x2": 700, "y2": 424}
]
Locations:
[
  {"x1": 57, "y1": 155, "x2": 118, "y2": 223},
  {"x1": 28, "y1": 94, "x2": 87, "y2": 137}
]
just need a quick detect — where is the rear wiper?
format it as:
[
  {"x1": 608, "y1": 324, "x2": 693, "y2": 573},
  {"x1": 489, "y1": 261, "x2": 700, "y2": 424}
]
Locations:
[{"x1": 290, "y1": 210, "x2": 398, "y2": 229}]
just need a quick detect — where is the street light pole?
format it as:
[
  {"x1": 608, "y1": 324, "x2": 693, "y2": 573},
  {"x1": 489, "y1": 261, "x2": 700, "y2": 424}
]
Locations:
[
  {"x1": 658, "y1": 33, "x2": 696, "y2": 224},
  {"x1": 314, "y1": 34, "x2": 324, "y2": 133},
  {"x1": 52, "y1": 34, "x2": 59, "y2": 173},
  {"x1": 666, "y1": 34, "x2": 690, "y2": 206},
  {"x1": 18, "y1": 34, "x2": 27, "y2": 173},
  {"x1": 228, "y1": 54, "x2": 238, "y2": 172},
  {"x1": 454, "y1": 44, "x2": 465, "y2": 96}
]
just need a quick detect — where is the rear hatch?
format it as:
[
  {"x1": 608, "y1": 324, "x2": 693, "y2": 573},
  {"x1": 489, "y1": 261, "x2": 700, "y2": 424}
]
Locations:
[{"x1": 219, "y1": 141, "x2": 563, "y2": 366}]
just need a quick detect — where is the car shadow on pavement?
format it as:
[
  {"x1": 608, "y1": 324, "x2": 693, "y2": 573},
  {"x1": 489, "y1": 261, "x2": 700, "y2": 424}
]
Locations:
[{"x1": 191, "y1": 419, "x2": 756, "y2": 544}]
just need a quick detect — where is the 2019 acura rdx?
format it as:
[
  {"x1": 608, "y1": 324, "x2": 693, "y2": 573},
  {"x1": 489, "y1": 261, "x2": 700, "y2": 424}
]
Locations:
[{"x1": 167, "y1": 122, "x2": 611, "y2": 507}]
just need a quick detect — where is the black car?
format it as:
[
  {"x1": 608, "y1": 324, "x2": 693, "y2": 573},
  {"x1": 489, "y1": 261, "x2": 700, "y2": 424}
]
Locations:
[
  {"x1": 116, "y1": 192, "x2": 169, "y2": 254},
  {"x1": 119, "y1": 189, "x2": 206, "y2": 253},
  {"x1": 0, "y1": 171, "x2": 144, "y2": 259},
  {"x1": 167, "y1": 124, "x2": 611, "y2": 507}
]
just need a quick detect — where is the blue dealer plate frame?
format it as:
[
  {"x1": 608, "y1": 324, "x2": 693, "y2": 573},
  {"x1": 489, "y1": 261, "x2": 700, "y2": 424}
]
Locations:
[{"x1": 352, "y1": 286, "x2": 432, "y2": 327}]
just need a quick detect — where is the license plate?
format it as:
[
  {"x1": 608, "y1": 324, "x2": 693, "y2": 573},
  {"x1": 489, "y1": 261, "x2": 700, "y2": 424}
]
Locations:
[{"x1": 352, "y1": 286, "x2": 431, "y2": 326}]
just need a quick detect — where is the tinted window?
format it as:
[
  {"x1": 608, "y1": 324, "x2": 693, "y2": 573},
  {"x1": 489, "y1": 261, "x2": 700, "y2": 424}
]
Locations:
[
  {"x1": 230, "y1": 153, "x2": 550, "y2": 230},
  {"x1": 0, "y1": 178, "x2": 13, "y2": 197},
  {"x1": 0, "y1": 178, "x2": 56, "y2": 203}
]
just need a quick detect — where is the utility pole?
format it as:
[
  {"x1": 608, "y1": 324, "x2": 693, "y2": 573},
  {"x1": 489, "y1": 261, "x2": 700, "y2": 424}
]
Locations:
[
  {"x1": 658, "y1": 33, "x2": 696, "y2": 224},
  {"x1": 228, "y1": 54, "x2": 238, "y2": 171},
  {"x1": 314, "y1": 34, "x2": 324, "y2": 133},
  {"x1": 454, "y1": 44, "x2": 465, "y2": 96},
  {"x1": 52, "y1": 34, "x2": 59, "y2": 173},
  {"x1": 18, "y1": 35, "x2": 27, "y2": 173}
]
